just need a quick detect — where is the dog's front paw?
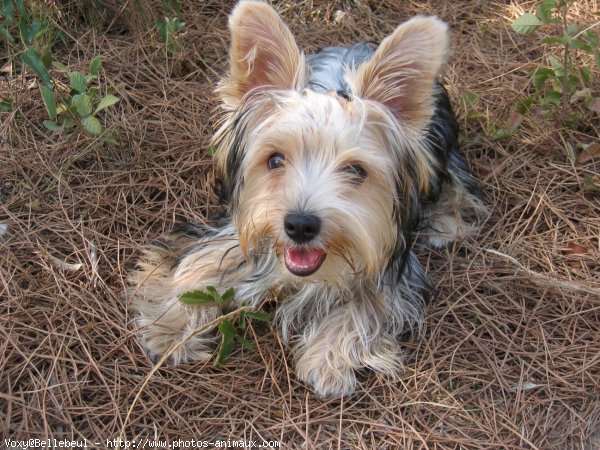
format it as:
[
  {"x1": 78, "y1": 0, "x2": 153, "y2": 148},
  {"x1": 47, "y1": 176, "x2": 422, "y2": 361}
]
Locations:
[{"x1": 295, "y1": 354, "x2": 357, "y2": 399}]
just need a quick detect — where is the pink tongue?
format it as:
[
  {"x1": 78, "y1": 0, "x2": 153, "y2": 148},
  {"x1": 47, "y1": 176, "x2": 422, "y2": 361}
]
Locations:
[{"x1": 285, "y1": 247, "x2": 326, "y2": 274}]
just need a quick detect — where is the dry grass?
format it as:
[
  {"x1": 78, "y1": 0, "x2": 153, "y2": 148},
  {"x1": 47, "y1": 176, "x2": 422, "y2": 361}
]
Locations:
[{"x1": 1, "y1": 0, "x2": 599, "y2": 448}]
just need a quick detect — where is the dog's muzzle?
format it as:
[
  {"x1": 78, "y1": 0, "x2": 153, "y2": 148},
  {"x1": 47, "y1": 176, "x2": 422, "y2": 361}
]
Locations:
[{"x1": 283, "y1": 213, "x2": 326, "y2": 276}]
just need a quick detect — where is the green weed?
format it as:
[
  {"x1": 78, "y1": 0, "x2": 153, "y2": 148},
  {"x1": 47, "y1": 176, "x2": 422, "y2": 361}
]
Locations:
[
  {"x1": 180, "y1": 287, "x2": 271, "y2": 366},
  {"x1": 39, "y1": 56, "x2": 119, "y2": 139},
  {"x1": 155, "y1": 0, "x2": 186, "y2": 54},
  {"x1": 512, "y1": 0, "x2": 600, "y2": 128},
  {"x1": 1, "y1": 0, "x2": 66, "y2": 83}
]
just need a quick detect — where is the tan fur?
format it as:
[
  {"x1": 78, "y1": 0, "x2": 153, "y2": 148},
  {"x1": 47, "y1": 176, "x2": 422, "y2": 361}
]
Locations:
[
  {"x1": 231, "y1": 90, "x2": 401, "y2": 281},
  {"x1": 293, "y1": 288, "x2": 401, "y2": 397},
  {"x1": 130, "y1": 226, "x2": 250, "y2": 363},
  {"x1": 217, "y1": 0, "x2": 307, "y2": 110},
  {"x1": 347, "y1": 16, "x2": 450, "y2": 131}
]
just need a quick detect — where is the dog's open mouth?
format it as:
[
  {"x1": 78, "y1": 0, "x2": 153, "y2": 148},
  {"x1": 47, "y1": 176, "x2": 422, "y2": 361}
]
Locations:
[{"x1": 284, "y1": 247, "x2": 326, "y2": 277}]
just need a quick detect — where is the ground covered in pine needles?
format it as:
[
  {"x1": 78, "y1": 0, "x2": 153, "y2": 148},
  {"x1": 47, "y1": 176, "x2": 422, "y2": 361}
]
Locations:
[{"x1": 1, "y1": 1, "x2": 599, "y2": 448}]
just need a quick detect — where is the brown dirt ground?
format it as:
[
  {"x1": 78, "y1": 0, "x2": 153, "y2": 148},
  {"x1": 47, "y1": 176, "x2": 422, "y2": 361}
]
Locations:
[{"x1": 1, "y1": 0, "x2": 599, "y2": 448}]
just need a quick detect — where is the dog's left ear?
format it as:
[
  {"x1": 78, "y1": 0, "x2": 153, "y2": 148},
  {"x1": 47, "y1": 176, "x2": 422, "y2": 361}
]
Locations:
[
  {"x1": 348, "y1": 16, "x2": 450, "y2": 130},
  {"x1": 219, "y1": 0, "x2": 305, "y2": 109}
]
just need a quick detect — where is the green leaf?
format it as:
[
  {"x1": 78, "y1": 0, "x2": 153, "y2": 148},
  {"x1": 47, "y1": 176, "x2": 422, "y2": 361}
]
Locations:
[
  {"x1": 69, "y1": 71, "x2": 88, "y2": 94},
  {"x1": 566, "y1": 24, "x2": 578, "y2": 36},
  {"x1": 215, "y1": 320, "x2": 236, "y2": 366},
  {"x1": 41, "y1": 49, "x2": 52, "y2": 69},
  {"x1": 14, "y1": 0, "x2": 25, "y2": 16},
  {"x1": 0, "y1": 100, "x2": 12, "y2": 112},
  {"x1": 43, "y1": 119, "x2": 63, "y2": 131},
  {"x1": 88, "y1": 56, "x2": 102, "y2": 76},
  {"x1": 536, "y1": 0, "x2": 557, "y2": 23},
  {"x1": 570, "y1": 38, "x2": 593, "y2": 53},
  {"x1": 61, "y1": 116, "x2": 76, "y2": 129},
  {"x1": 570, "y1": 88, "x2": 591, "y2": 104},
  {"x1": 52, "y1": 60, "x2": 68, "y2": 71},
  {"x1": 179, "y1": 289, "x2": 216, "y2": 305},
  {"x1": 245, "y1": 311, "x2": 271, "y2": 322},
  {"x1": 541, "y1": 36, "x2": 568, "y2": 45},
  {"x1": 0, "y1": 25, "x2": 15, "y2": 44},
  {"x1": 94, "y1": 95, "x2": 119, "y2": 114},
  {"x1": 19, "y1": 17, "x2": 41, "y2": 44},
  {"x1": 156, "y1": 18, "x2": 168, "y2": 43},
  {"x1": 512, "y1": 13, "x2": 542, "y2": 35},
  {"x1": 582, "y1": 30, "x2": 599, "y2": 48},
  {"x1": 460, "y1": 91, "x2": 479, "y2": 112},
  {"x1": 221, "y1": 287, "x2": 235, "y2": 303},
  {"x1": 565, "y1": 74, "x2": 581, "y2": 95},
  {"x1": 205, "y1": 285, "x2": 220, "y2": 302},
  {"x1": 204, "y1": 146, "x2": 217, "y2": 156},
  {"x1": 547, "y1": 54, "x2": 563, "y2": 72},
  {"x1": 532, "y1": 67, "x2": 554, "y2": 90},
  {"x1": 490, "y1": 127, "x2": 512, "y2": 141},
  {"x1": 81, "y1": 115, "x2": 102, "y2": 136},
  {"x1": 74, "y1": 93, "x2": 92, "y2": 117},
  {"x1": 580, "y1": 66, "x2": 591, "y2": 83},
  {"x1": 1, "y1": 0, "x2": 15, "y2": 24},
  {"x1": 39, "y1": 85, "x2": 57, "y2": 120},
  {"x1": 238, "y1": 312, "x2": 247, "y2": 330},
  {"x1": 541, "y1": 91, "x2": 562, "y2": 108},
  {"x1": 235, "y1": 335, "x2": 255, "y2": 351},
  {"x1": 547, "y1": 90, "x2": 562, "y2": 104},
  {"x1": 516, "y1": 96, "x2": 535, "y2": 115},
  {"x1": 20, "y1": 47, "x2": 52, "y2": 87}
]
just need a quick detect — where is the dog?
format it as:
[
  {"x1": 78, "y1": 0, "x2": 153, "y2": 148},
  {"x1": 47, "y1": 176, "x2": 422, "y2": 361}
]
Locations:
[{"x1": 129, "y1": 0, "x2": 485, "y2": 398}]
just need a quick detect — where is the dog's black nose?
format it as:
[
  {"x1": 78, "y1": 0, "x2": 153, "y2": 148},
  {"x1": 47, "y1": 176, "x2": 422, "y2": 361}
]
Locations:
[{"x1": 284, "y1": 213, "x2": 321, "y2": 243}]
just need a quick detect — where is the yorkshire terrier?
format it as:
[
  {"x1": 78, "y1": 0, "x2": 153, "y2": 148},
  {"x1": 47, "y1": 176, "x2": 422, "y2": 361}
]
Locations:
[{"x1": 130, "y1": 0, "x2": 485, "y2": 398}]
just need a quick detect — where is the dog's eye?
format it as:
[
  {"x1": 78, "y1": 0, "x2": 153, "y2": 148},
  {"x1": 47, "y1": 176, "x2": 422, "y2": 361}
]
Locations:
[
  {"x1": 267, "y1": 152, "x2": 285, "y2": 170},
  {"x1": 343, "y1": 164, "x2": 367, "y2": 183}
]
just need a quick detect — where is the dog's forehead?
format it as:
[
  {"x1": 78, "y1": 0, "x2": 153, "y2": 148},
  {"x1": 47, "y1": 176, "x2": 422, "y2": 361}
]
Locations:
[{"x1": 265, "y1": 89, "x2": 366, "y2": 147}]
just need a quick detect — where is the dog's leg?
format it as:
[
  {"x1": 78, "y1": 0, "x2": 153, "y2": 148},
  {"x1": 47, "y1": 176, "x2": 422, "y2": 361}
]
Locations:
[
  {"x1": 291, "y1": 252, "x2": 428, "y2": 398},
  {"x1": 129, "y1": 222, "x2": 275, "y2": 363},
  {"x1": 292, "y1": 290, "x2": 400, "y2": 398},
  {"x1": 421, "y1": 150, "x2": 486, "y2": 248}
]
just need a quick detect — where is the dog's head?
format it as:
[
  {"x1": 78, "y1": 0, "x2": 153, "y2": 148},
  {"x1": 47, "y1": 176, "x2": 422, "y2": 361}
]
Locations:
[{"x1": 214, "y1": 0, "x2": 450, "y2": 285}]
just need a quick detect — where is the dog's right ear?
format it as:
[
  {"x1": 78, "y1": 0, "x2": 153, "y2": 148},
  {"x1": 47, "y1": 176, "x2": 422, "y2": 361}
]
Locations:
[
  {"x1": 218, "y1": 0, "x2": 306, "y2": 109},
  {"x1": 348, "y1": 16, "x2": 450, "y2": 131}
]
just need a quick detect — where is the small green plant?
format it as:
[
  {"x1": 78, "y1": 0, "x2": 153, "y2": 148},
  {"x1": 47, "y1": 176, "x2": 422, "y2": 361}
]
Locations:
[
  {"x1": 1, "y1": 0, "x2": 66, "y2": 86},
  {"x1": 180, "y1": 286, "x2": 271, "y2": 366},
  {"x1": 155, "y1": 0, "x2": 186, "y2": 54},
  {"x1": 512, "y1": 0, "x2": 600, "y2": 127},
  {"x1": 39, "y1": 56, "x2": 120, "y2": 138},
  {"x1": 1, "y1": 0, "x2": 52, "y2": 49}
]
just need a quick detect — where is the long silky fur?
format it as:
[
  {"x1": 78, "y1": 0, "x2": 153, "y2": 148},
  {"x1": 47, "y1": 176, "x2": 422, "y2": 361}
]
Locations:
[{"x1": 129, "y1": 1, "x2": 486, "y2": 399}]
